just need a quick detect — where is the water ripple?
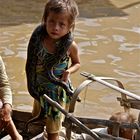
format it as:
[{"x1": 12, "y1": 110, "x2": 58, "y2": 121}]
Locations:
[
  {"x1": 112, "y1": 35, "x2": 126, "y2": 42},
  {"x1": 107, "y1": 54, "x2": 122, "y2": 64},
  {"x1": 92, "y1": 59, "x2": 106, "y2": 64},
  {"x1": 3, "y1": 48, "x2": 15, "y2": 55},
  {"x1": 114, "y1": 69, "x2": 140, "y2": 78},
  {"x1": 113, "y1": 26, "x2": 140, "y2": 34},
  {"x1": 119, "y1": 43, "x2": 140, "y2": 52},
  {"x1": 81, "y1": 18, "x2": 101, "y2": 27}
]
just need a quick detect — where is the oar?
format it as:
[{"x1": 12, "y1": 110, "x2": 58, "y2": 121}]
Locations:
[
  {"x1": 43, "y1": 94, "x2": 126, "y2": 140},
  {"x1": 81, "y1": 72, "x2": 140, "y2": 101}
]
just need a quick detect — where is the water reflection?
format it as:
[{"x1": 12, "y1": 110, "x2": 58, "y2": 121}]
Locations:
[
  {"x1": 112, "y1": 35, "x2": 126, "y2": 42},
  {"x1": 114, "y1": 69, "x2": 140, "y2": 78},
  {"x1": 0, "y1": 1, "x2": 140, "y2": 118},
  {"x1": 119, "y1": 43, "x2": 140, "y2": 52},
  {"x1": 107, "y1": 54, "x2": 122, "y2": 64}
]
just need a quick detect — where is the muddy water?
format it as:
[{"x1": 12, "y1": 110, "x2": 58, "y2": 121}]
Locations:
[{"x1": 0, "y1": 0, "x2": 140, "y2": 119}]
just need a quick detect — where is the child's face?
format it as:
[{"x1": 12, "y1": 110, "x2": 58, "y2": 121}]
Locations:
[
  {"x1": 46, "y1": 11, "x2": 71, "y2": 40},
  {"x1": 108, "y1": 127, "x2": 133, "y2": 139},
  {"x1": 119, "y1": 128, "x2": 133, "y2": 140}
]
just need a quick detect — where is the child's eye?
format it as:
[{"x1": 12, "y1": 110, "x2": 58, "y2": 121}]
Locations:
[
  {"x1": 48, "y1": 19, "x2": 54, "y2": 24},
  {"x1": 60, "y1": 23, "x2": 66, "y2": 28}
]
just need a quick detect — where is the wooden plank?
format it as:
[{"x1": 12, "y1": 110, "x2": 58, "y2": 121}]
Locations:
[
  {"x1": 63, "y1": 117, "x2": 140, "y2": 130},
  {"x1": 11, "y1": 110, "x2": 44, "y2": 140},
  {"x1": 117, "y1": 97, "x2": 140, "y2": 110},
  {"x1": 30, "y1": 133, "x2": 44, "y2": 140}
]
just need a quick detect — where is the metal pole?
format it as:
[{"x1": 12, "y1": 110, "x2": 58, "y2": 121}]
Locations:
[
  {"x1": 43, "y1": 94, "x2": 101, "y2": 140},
  {"x1": 43, "y1": 94, "x2": 125, "y2": 140},
  {"x1": 81, "y1": 72, "x2": 140, "y2": 100},
  {"x1": 92, "y1": 76, "x2": 140, "y2": 100}
]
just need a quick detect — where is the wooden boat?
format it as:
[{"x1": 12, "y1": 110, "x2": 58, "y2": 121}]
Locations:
[
  {"x1": 0, "y1": 109, "x2": 45, "y2": 140},
  {"x1": 0, "y1": 72, "x2": 140, "y2": 140}
]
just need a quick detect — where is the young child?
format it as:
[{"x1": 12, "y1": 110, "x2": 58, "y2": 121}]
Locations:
[
  {"x1": 77, "y1": 112, "x2": 136, "y2": 140},
  {"x1": 108, "y1": 111, "x2": 136, "y2": 140},
  {"x1": 25, "y1": 0, "x2": 80, "y2": 140},
  {"x1": 0, "y1": 56, "x2": 22, "y2": 140}
]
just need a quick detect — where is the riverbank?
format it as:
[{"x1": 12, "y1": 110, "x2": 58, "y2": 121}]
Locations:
[{"x1": 0, "y1": 0, "x2": 140, "y2": 26}]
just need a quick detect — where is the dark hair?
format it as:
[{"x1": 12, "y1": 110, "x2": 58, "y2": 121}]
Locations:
[
  {"x1": 109, "y1": 112, "x2": 136, "y2": 123},
  {"x1": 42, "y1": 0, "x2": 79, "y2": 30}
]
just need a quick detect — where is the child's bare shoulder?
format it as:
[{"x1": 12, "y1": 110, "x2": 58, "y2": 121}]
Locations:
[
  {"x1": 68, "y1": 41, "x2": 78, "y2": 56},
  {"x1": 70, "y1": 41, "x2": 78, "y2": 49}
]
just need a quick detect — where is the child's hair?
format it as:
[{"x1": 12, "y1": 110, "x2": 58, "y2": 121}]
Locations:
[
  {"x1": 109, "y1": 112, "x2": 136, "y2": 123},
  {"x1": 42, "y1": 0, "x2": 79, "y2": 31}
]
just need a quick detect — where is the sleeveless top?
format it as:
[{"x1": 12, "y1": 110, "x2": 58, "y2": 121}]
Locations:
[{"x1": 26, "y1": 25, "x2": 73, "y2": 119}]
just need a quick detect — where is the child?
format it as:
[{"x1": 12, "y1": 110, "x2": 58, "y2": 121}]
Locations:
[
  {"x1": 108, "y1": 111, "x2": 136, "y2": 140},
  {"x1": 77, "y1": 112, "x2": 136, "y2": 140},
  {"x1": 25, "y1": 0, "x2": 80, "y2": 140},
  {"x1": 0, "y1": 56, "x2": 22, "y2": 140}
]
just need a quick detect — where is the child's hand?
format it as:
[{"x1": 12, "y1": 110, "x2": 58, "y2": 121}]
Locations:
[{"x1": 61, "y1": 70, "x2": 70, "y2": 82}]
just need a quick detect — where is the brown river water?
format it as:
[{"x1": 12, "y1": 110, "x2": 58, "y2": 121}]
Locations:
[{"x1": 0, "y1": 0, "x2": 140, "y2": 119}]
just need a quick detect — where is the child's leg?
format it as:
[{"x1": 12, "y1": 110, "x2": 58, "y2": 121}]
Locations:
[
  {"x1": 32, "y1": 99, "x2": 41, "y2": 117},
  {"x1": 32, "y1": 100, "x2": 59, "y2": 140},
  {"x1": 48, "y1": 133, "x2": 59, "y2": 140},
  {"x1": 45, "y1": 115, "x2": 62, "y2": 140},
  {"x1": 5, "y1": 119, "x2": 23, "y2": 140},
  {"x1": 44, "y1": 96, "x2": 70, "y2": 140}
]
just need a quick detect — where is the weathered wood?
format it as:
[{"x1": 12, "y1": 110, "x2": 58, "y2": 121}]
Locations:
[
  {"x1": 63, "y1": 117, "x2": 140, "y2": 131},
  {"x1": 1, "y1": 107, "x2": 139, "y2": 140},
  {"x1": 117, "y1": 97, "x2": 140, "y2": 110},
  {"x1": 12, "y1": 110, "x2": 45, "y2": 140},
  {"x1": 135, "y1": 112, "x2": 140, "y2": 140},
  {"x1": 116, "y1": 80, "x2": 130, "y2": 112}
]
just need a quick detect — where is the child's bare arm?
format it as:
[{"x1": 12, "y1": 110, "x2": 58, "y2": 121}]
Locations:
[{"x1": 61, "y1": 41, "x2": 80, "y2": 82}]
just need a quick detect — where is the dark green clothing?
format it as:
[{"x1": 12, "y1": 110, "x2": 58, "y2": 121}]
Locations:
[{"x1": 26, "y1": 24, "x2": 73, "y2": 118}]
